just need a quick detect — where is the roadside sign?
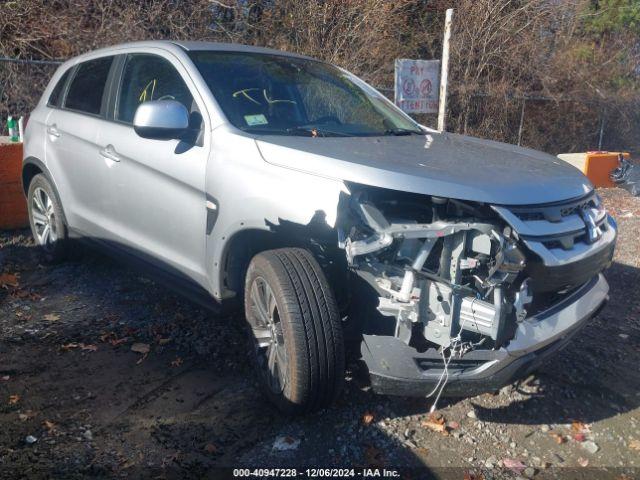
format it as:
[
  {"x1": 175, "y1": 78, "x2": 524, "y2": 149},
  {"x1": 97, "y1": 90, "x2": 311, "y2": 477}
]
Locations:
[{"x1": 394, "y1": 59, "x2": 440, "y2": 114}]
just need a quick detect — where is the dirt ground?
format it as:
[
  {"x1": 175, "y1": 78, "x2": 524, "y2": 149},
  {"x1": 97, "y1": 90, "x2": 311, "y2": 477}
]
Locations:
[{"x1": 1, "y1": 188, "x2": 639, "y2": 479}]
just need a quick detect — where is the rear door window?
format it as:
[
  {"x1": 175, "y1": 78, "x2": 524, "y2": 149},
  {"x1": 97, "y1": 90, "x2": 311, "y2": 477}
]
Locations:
[
  {"x1": 64, "y1": 56, "x2": 114, "y2": 115},
  {"x1": 116, "y1": 54, "x2": 193, "y2": 124},
  {"x1": 47, "y1": 69, "x2": 71, "y2": 107}
]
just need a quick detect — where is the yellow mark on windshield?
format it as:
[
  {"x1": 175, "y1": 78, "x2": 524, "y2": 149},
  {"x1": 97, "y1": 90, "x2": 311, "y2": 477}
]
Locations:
[
  {"x1": 263, "y1": 90, "x2": 296, "y2": 105},
  {"x1": 233, "y1": 88, "x2": 262, "y2": 105}
]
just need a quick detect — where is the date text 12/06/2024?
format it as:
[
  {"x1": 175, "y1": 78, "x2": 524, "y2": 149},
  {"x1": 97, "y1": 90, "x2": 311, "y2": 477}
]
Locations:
[{"x1": 233, "y1": 468, "x2": 401, "y2": 477}]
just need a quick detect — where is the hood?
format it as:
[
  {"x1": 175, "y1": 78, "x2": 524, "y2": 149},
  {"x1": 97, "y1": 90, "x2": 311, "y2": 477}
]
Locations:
[{"x1": 254, "y1": 131, "x2": 593, "y2": 205}]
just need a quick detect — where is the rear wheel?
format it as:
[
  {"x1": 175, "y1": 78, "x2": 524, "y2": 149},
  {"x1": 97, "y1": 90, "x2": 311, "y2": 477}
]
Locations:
[
  {"x1": 244, "y1": 248, "x2": 344, "y2": 415},
  {"x1": 27, "y1": 174, "x2": 68, "y2": 260}
]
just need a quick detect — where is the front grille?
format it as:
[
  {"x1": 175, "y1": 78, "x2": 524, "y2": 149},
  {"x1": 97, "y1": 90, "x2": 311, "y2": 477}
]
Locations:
[
  {"x1": 493, "y1": 192, "x2": 616, "y2": 293},
  {"x1": 509, "y1": 192, "x2": 601, "y2": 223}
]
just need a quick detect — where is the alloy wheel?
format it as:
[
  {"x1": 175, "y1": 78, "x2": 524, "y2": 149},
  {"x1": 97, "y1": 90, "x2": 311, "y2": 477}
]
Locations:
[
  {"x1": 248, "y1": 276, "x2": 288, "y2": 394},
  {"x1": 31, "y1": 187, "x2": 58, "y2": 250}
]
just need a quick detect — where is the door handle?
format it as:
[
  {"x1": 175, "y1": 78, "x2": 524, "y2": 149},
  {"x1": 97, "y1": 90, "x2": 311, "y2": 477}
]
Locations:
[
  {"x1": 46, "y1": 124, "x2": 60, "y2": 138},
  {"x1": 99, "y1": 144, "x2": 121, "y2": 162}
]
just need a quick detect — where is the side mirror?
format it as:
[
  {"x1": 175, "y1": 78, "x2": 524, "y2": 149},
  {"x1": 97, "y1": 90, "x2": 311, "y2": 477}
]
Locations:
[{"x1": 133, "y1": 100, "x2": 189, "y2": 140}]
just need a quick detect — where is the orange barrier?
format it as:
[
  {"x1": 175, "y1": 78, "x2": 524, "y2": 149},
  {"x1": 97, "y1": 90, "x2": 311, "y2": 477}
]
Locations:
[
  {"x1": 557, "y1": 151, "x2": 630, "y2": 188},
  {"x1": 0, "y1": 138, "x2": 29, "y2": 229}
]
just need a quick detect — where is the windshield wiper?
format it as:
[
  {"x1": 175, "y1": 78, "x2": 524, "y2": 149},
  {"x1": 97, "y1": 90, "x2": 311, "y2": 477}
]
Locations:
[
  {"x1": 383, "y1": 128, "x2": 422, "y2": 136},
  {"x1": 286, "y1": 126, "x2": 351, "y2": 137}
]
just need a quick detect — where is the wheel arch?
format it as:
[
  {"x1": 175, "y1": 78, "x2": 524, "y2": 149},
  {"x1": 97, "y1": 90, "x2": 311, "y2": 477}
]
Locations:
[
  {"x1": 217, "y1": 223, "x2": 349, "y2": 310},
  {"x1": 218, "y1": 228, "x2": 285, "y2": 303},
  {"x1": 22, "y1": 157, "x2": 47, "y2": 195},
  {"x1": 22, "y1": 157, "x2": 68, "y2": 224}
]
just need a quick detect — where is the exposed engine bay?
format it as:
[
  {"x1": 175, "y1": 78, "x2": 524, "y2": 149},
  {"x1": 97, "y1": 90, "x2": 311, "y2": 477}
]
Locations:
[
  {"x1": 331, "y1": 183, "x2": 613, "y2": 401},
  {"x1": 338, "y1": 187, "x2": 538, "y2": 354}
]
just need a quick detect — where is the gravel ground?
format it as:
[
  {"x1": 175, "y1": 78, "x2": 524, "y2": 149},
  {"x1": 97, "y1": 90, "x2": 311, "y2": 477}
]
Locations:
[{"x1": 1, "y1": 188, "x2": 639, "y2": 479}]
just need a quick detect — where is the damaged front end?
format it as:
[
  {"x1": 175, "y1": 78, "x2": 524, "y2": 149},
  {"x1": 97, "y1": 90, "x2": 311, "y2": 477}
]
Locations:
[
  {"x1": 338, "y1": 185, "x2": 613, "y2": 398},
  {"x1": 341, "y1": 186, "x2": 530, "y2": 350}
]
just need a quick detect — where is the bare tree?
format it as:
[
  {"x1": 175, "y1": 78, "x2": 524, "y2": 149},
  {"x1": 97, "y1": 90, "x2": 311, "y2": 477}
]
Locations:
[{"x1": 1, "y1": 0, "x2": 637, "y2": 153}]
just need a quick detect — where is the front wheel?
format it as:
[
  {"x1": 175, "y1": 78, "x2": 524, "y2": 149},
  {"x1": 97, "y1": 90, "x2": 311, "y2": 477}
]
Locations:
[{"x1": 244, "y1": 248, "x2": 344, "y2": 415}]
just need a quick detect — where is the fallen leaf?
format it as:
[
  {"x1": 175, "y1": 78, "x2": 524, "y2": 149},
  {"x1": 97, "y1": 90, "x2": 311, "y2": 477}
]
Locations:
[
  {"x1": 573, "y1": 432, "x2": 586, "y2": 442},
  {"x1": 0, "y1": 273, "x2": 19, "y2": 289},
  {"x1": 101, "y1": 332, "x2": 130, "y2": 346},
  {"x1": 131, "y1": 343, "x2": 150, "y2": 354},
  {"x1": 423, "y1": 419, "x2": 446, "y2": 433},
  {"x1": 99, "y1": 332, "x2": 116, "y2": 342},
  {"x1": 16, "y1": 313, "x2": 32, "y2": 322},
  {"x1": 577, "y1": 457, "x2": 589, "y2": 467},
  {"x1": 44, "y1": 313, "x2": 60, "y2": 322},
  {"x1": 503, "y1": 458, "x2": 526, "y2": 474},
  {"x1": 80, "y1": 343, "x2": 98, "y2": 352},
  {"x1": 120, "y1": 459, "x2": 136, "y2": 469},
  {"x1": 422, "y1": 413, "x2": 447, "y2": 433},
  {"x1": 629, "y1": 439, "x2": 640, "y2": 451},
  {"x1": 571, "y1": 421, "x2": 589, "y2": 433},
  {"x1": 1, "y1": 375, "x2": 9, "y2": 381},
  {"x1": 8, "y1": 394, "x2": 20, "y2": 405},
  {"x1": 550, "y1": 432, "x2": 566, "y2": 444},
  {"x1": 170, "y1": 357, "x2": 183, "y2": 367},
  {"x1": 61, "y1": 343, "x2": 80, "y2": 351},
  {"x1": 361, "y1": 411, "x2": 375, "y2": 426},
  {"x1": 18, "y1": 410, "x2": 37, "y2": 421},
  {"x1": 11, "y1": 288, "x2": 39, "y2": 300},
  {"x1": 43, "y1": 420, "x2": 56, "y2": 432},
  {"x1": 203, "y1": 443, "x2": 217, "y2": 454}
]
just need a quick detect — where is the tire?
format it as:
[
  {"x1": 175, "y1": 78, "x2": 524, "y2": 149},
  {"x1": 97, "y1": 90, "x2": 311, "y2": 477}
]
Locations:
[
  {"x1": 27, "y1": 174, "x2": 69, "y2": 261},
  {"x1": 244, "y1": 248, "x2": 345, "y2": 415}
]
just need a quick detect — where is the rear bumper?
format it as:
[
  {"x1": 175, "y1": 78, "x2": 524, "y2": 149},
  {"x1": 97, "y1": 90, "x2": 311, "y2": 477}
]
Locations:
[{"x1": 361, "y1": 273, "x2": 609, "y2": 397}]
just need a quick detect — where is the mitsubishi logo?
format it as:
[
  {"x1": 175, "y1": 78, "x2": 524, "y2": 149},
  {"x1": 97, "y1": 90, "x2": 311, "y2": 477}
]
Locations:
[{"x1": 580, "y1": 207, "x2": 602, "y2": 244}]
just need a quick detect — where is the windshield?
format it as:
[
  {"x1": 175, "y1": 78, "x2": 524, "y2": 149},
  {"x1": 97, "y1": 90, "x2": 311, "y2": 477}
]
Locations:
[{"x1": 188, "y1": 51, "x2": 422, "y2": 137}]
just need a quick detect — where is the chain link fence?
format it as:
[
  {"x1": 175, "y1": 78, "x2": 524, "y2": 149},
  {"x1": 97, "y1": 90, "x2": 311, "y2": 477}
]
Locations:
[{"x1": 374, "y1": 85, "x2": 638, "y2": 155}]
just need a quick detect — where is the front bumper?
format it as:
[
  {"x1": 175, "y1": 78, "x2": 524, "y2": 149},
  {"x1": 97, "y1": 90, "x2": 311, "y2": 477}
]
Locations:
[{"x1": 361, "y1": 273, "x2": 609, "y2": 397}]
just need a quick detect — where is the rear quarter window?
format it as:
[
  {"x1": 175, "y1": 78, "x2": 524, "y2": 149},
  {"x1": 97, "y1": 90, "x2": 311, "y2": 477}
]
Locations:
[
  {"x1": 47, "y1": 69, "x2": 71, "y2": 108},
  {"x1": 64, "y1": 56, "x2": 114, "y2": 115}
]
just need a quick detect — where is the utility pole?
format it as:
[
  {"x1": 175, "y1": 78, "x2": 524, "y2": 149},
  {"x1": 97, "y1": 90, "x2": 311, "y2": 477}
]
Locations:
[
  {"x1": 598, "y1": 111, "x2": 605, "y2": 150},
  {"x1": 437, "y1": 8, "x2": 453, "y2": 132}
]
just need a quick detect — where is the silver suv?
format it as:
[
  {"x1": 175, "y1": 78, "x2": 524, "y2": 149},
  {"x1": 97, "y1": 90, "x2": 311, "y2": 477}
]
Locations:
[{"x1": 23, "y1": 41, "x2": 616, "y2": 414}]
